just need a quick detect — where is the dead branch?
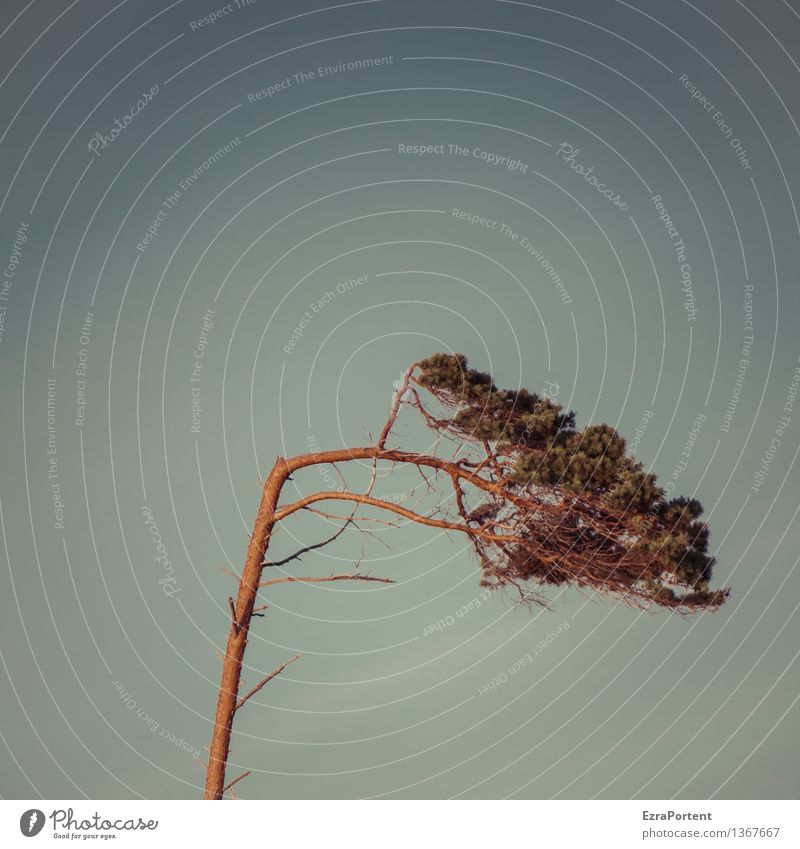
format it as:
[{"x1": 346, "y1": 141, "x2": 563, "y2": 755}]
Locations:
[
  {"x1": 220, "y1": 565, "x2": 240, "y2": 583},
  {"x1": 378, "y1": 362, "x2": 419, "y2": 447},
  {"x1": 235, "y1": 653, "x2": 303, "y2": 711},
  {"x1": 228, "y1": 597, "x2": 239, "y2": 635},
  {"x1": 223, "y1": 769, "x2": 252, "y2": 796},
  {"x1": 282, "y1": 446, "x2": 567, "y2": 526},
  {"x1": 450, "y1": 472, "x2": 470, "y2": 521},
  {"x1": 329, "y1": 461, "x2": 349, "y2": 490},
  {"x1": 265, "y1": 517, "x2": 355, "y2": 567},
  {"x1": 366, "y1": 455, "x2": 379, "y2": 499},
  {"x1": 304, "y1": 506, "x2": 400, "y2": 528},
  {"x1": 258, "y1": 573, "x2": 395, "y2": 589},
  {"x1": 274, "y1": 490, "x2": 556, "y2": 556}
]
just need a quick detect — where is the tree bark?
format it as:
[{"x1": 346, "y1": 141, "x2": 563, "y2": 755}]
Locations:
[{"x1": 203, "y1": 457, "x2": 290, "y2": 800}]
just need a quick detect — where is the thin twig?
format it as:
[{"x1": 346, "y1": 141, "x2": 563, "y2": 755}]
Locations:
[
  {"x1": 258, "y1": 573, "x2": 395, "y2": 589},
  {"x1": 220, "y1": 565, "x2": 240, "y2": 583},
  {"x1": 330, "y1": 461, "x2": 349, "y2": 490},
  {"x1": 378, "y1": 363, "x2": 419, "y2": 448},
  {"x1": 265, "y1": 518, "x2": 354, "y2": 567},
  {"x1": 228, "y1": 597, "x2": 239, "y2": 634},
  {"x1": 366, "y1": 455, "x2": 379, "y2": 499},
  {"x1": 305, "y1": 507, "x2": 400, "y2": 528},
  {"x1": 352, "y1": 542, "x2": 366, "y2": 573},
  {"x1": 450, "y1": 472, "x2": 469, "y2": 521},
  {"x1": 235, "y1": 653, "x2": 303, "y2": 711},
  {"x1": 223, "y1": 769, "x2": 252, "y2": 795}
]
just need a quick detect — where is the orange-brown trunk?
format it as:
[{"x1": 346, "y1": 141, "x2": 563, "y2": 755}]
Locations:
[{"x1": 203, "y1": 459, "x2": 289, "y2": 799}]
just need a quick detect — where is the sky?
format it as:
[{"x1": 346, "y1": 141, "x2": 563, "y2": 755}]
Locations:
[{"x1": 1, "y1": 0, "x2": 799, "y2": 800}]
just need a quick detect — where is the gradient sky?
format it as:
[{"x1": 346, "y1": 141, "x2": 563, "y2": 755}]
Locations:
[{"x1": 1, "y1": 0, "x2": 799, "y2": 800}]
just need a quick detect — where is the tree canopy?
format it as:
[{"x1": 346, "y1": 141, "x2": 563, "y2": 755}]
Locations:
[{"x1": 415, "y1": 353, "x2": 728, "y2": 610}]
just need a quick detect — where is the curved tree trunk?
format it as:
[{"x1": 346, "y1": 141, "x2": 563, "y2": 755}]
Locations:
[
  {"x1": 201, "y1": 441, "x2": 530, "y2": 798},
  {"x1": 203, "y1": 458, "x2": 290, "y2": 800},
  {"x1": 202, "y1": 442, "x2": 493, "y2": 798}
]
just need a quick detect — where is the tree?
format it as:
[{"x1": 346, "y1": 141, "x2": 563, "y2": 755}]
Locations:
[{"x1": 202, "y1": 353, "x2": 728, "y2": 799}]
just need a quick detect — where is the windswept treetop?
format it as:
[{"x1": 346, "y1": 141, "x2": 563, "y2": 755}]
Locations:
[
  {"x1": 205, "y1": 352, "x2": 728, "y2": 798},
  {"x1": 413, "y1": 353, "x2": 728, "y2": 610}
]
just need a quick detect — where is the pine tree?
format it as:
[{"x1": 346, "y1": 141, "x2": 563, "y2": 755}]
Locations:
[{"x1": 203, "y1": 354, "x2": 728, "y2": 798}]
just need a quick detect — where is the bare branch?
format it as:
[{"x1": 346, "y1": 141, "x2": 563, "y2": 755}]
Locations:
[
  {"x1": 378, "y1": 362, "x2": 420, "y2": 448},
  {"x1": 329, "y1": 461, "x2": 349, "y2": 490},
  {"x1": 353, "y1": 541, "x2": 366, "y2": 572},
  {"x1": 275, "y1": 490, "x2": 556, "y2": 556},
  {"x1": 304, "y1": 506, "x2": 400, "y2": 528},
  {"x1": 282, "y1": 446, "x2": 566, "y2": 524},
  {"x1": 365, "y1": 453, "x2": 380, "y2": 499},
  {"x1": 265, "y1": 517, "x2": 355, "y2": 567},
  {"x1": 223, "y1": 769, "x2": 252, "y2": 796},
  {"x1": 408, "y1": 386, "x2": 444, "y2": 433},
  {"x1": 481, "y1": 439, "x2": 508, "y2": 479},
  {"x1": 228, "y1": 597, "x2": 239, "y2": 635},
  {"x1": 450, "y1": 472, "x2": 469, "y2": 521},
  {"x1": 258, "y1": 573, "x2": 395, "y2": 589},
  {"x1": 235, "y1": 653, "x2": 303, "y2": 711},
  {"x1": 220, "y1": 565, "x2": 240, "y2": 583}
]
